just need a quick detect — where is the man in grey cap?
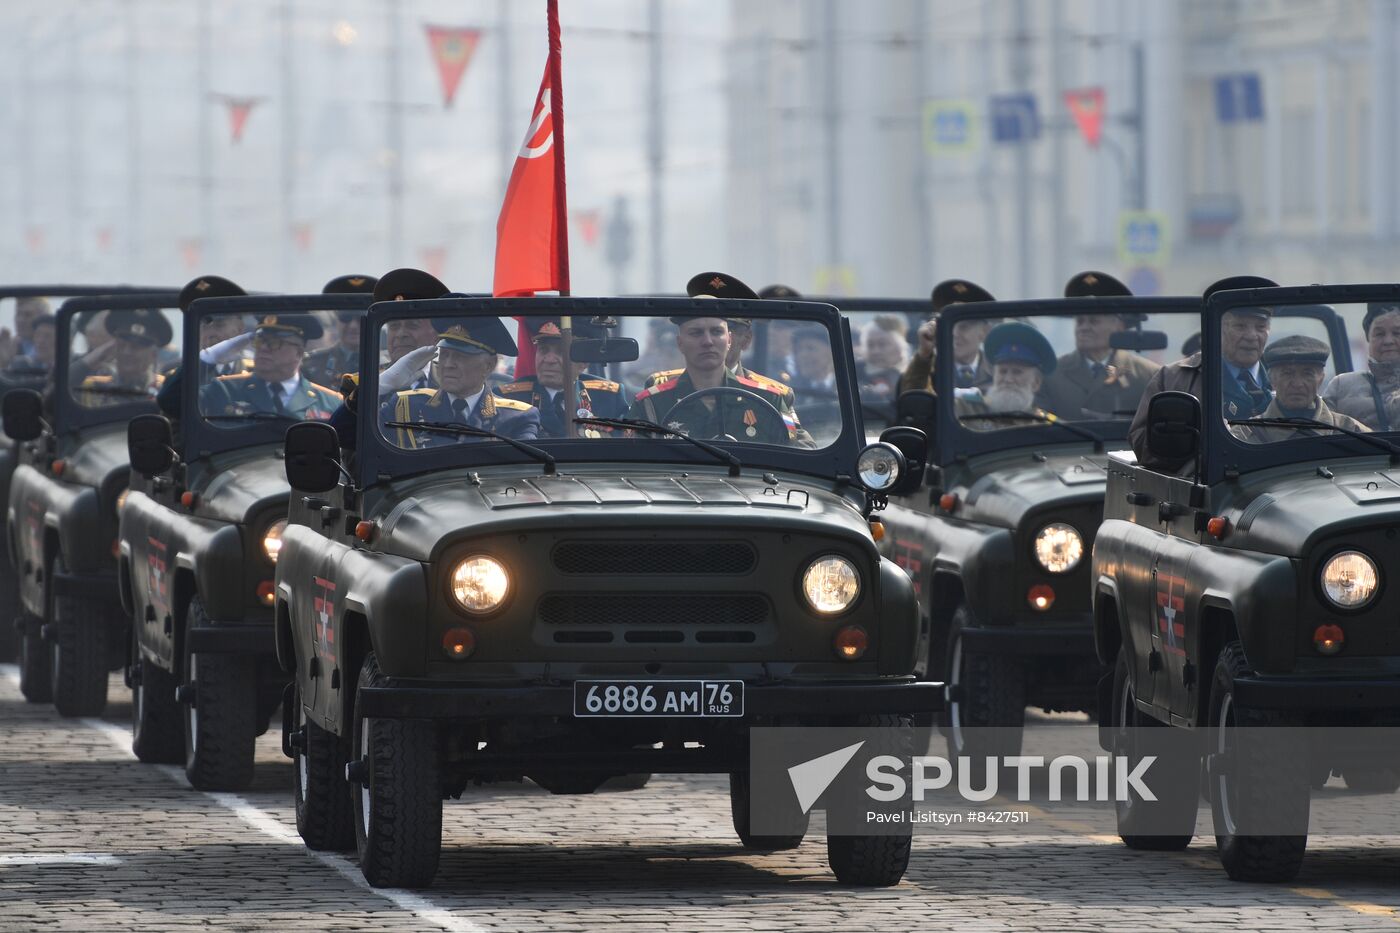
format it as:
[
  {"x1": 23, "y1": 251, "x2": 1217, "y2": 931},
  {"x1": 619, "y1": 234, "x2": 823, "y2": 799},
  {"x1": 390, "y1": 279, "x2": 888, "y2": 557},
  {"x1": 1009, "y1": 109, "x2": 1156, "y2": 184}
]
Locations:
[{"x1": 1232, "y1": 335, "x2": 1369, "y2": 443}]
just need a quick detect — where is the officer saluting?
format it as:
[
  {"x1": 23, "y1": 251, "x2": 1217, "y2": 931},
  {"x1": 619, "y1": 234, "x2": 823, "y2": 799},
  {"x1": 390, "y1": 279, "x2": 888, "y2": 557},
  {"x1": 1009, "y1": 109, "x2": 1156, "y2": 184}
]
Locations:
[
  {"x1": 498, "y1": 317, "x2": 628, "y2": 438},
  {"x1": 199, "y1": 314, "x2": 342, "y2": 421},
  {"x1": 75, "y1": 309, "x2": 173, "y2": 405},
  {"x1": 156, "y1": 275, "x2": 248, "y2": 417},
  {"x1": 900, "y1": 278, "x2": 998, "y2": 394},
  {"x1": 382, "y1": 315, "x2": 540, "y2": 449},
  {"x1": 301, "y1": 274, "x2": 378, "y2": 390}
]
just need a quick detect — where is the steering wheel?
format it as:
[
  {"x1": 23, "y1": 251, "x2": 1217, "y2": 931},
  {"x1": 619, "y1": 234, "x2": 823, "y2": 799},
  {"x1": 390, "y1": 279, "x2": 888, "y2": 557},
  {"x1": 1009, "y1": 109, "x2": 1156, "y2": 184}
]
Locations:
[{"x1": 665, "y1": 386, "x2": 789, "y2": 444}]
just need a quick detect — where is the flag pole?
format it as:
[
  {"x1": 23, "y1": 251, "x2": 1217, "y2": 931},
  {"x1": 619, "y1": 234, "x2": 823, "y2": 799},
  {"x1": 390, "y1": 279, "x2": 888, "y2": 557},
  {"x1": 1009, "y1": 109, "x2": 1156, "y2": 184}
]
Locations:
[{"x1": 546, "y1": 0, "x2": 578, "y2": 436}]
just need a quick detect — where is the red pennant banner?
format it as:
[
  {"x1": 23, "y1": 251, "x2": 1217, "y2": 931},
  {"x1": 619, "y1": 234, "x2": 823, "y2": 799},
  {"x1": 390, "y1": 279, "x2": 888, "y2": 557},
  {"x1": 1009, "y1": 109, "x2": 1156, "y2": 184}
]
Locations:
[
  {"x1": 574, "y1": 209, "x2": 601, "y2": 247},
  {"x1": 421, "y1": 246, "x2": 447, "y2": 279},
  {"x1": 179, "y1": 238, "x2": 203, "y2": 270},
  {"x1": 24, "y1": 227, "x2": 44, "y2": 255},
  {"x1": 1064, "y1": 87, "x2": 1105, "y2": 148},
  {"x1": 424, "y1": 26, "x2": 483, "y2": 108},
  {"x1": 292, "y1": 223, "x2": 313, "y2": 253},
  {"x1": 223, "y1": 97, "x2": 261, "y2": 144},
  {"x1": 96, "y1": 227, "x2": 113, "y2": 252}
]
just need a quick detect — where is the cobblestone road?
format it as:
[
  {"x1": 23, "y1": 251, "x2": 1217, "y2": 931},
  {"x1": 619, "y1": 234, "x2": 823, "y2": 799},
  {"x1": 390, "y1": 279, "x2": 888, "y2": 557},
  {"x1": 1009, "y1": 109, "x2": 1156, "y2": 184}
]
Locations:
[{"x1": 3, "y1": 668, "x2": 1400, "y2": 932}]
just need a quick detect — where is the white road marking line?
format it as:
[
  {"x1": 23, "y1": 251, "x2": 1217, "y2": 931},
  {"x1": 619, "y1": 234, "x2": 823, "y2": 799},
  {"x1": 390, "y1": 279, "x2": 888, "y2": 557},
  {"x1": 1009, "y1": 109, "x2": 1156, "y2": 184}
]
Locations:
[
  {"x1": 0, "y1": 853, "x2": 121, "y2": 865},
  {"x1": 0, "y1": 666, "x2": 494, "y2": 933}
]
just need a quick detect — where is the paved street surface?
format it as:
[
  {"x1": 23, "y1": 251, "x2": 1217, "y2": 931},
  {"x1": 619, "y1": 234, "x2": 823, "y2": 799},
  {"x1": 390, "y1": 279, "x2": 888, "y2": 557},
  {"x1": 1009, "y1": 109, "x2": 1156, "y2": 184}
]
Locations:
[{"x1": 3, "y1": 668, "x2": 1400, "y2": 932}]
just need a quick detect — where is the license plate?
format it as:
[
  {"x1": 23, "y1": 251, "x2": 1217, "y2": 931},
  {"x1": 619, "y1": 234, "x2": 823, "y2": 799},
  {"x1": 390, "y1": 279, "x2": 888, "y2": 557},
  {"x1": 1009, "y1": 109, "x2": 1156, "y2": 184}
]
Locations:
[{"x1": 573, "y1": 680, "x2": 745, "y2": 718}]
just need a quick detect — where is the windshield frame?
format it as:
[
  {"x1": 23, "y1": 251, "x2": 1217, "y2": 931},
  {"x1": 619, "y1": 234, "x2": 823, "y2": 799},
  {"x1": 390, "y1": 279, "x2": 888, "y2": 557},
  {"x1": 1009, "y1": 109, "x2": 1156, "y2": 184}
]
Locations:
[
  {"x1": 182, "y1": 293, "x2": 371, "y2": 460},
  {"x1": 1203, "y1": 284, "x2": 1396, "y2": 484},
  {"x1": 356, "y1": 296, "x2": 864, "y2": 486},
  {"x1": 54, "y1": 293, "x2": 182, "y2": 434}
]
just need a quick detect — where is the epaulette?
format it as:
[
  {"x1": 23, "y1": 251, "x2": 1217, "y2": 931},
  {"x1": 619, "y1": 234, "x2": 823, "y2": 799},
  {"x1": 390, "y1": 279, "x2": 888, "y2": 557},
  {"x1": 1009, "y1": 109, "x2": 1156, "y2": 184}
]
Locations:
[
  {"x1": 82, "y1": 374, "x2": 113, "y2": 385},
  {"x1": 581, "y1": 378, "x2": 620, "y2": 392},
  {"x1": 735, "y1": 374, "x2": 783, "y2": 397},
  {"x1": 498, "y1": 380, "x2": 533, "y2": 394},
  {"x1": 636, "y1": 377, "x2": 679, "y2": 400},
  {"x1": 493, "y1": 396, "x2": 534, "y2": 411},
  {"x1": 644, "y1": 368, "x2": 683, "y2": 388},
  {"x1": 398, "y1": 388, "x2": 437, "y2": 398},
  {"x1": 215, "y1": 372, "x2": 257, "y2": 384},
  {"x1": 742, "y1": 371, "x2": 793, "y2": 395}
]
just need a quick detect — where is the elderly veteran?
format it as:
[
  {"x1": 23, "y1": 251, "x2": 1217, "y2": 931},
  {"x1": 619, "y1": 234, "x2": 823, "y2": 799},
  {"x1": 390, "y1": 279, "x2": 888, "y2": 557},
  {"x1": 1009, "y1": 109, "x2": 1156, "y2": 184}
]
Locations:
[
  {"x1": 74, "y1": 309, "x2": 173, "y2": 404},
  {"x1": 381, "y1": 316, "x2": 539, "y2": 448},
  {"x1": 899, "y1": 278, "x2": 997, "y2": 395},
  {"x1": 498, "y1": 317, "x2": 628, "y2": 437},
  {"x1": 199, "y1": 314, "x2": 342, "y2": 421},
  {"x1": 1320, "y1": 301, "x2": 1400, "y2": 431},
  {"x1": 1039, "y1": 271, "x2": 1160, "y2": 420},
  {"x1": 954, "y1": 321, "x2": 1056, "y2": 431},
  {"x1": 1232, "y1": 335, "x2": 1369, "y2": 443}
]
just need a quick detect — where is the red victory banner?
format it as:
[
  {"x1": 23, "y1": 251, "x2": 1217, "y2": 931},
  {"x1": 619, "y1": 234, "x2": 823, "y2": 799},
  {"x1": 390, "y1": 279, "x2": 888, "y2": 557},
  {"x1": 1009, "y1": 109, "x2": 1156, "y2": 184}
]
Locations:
[
  {"x1": 574, "y1": 209, "x2": 601, "y2": 247},
  {"x1": 424, "y1": 26, "x2": 483, "y2": 108},
  {"x1": 179, "y1": 238, "x2": 203, "y2": 270},
  {"x1": 24, "y1": 227, "x2": 44, "y2": 255},
  {"x1": 1064, "y1": 87, "x2": 1106, "y2": 148},
  {"x1": 221, "y1": 97, "x2": 262, "y2": 144},
  {"x1": 292, "y1": 223, "x2": 314, "y2": 253},
  {"x1": 420, "y1": 245, "x2": 447, "y2": 279}
]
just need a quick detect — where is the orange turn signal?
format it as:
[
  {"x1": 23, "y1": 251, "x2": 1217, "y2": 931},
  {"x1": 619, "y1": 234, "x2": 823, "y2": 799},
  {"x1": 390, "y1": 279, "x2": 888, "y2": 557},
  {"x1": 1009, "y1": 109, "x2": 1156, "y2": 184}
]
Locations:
[
  {"x1": 256, "y1": 580, "x2": 275, "y2": 607},
  {"x1": 110, "y1": 539, "x2": 120, "y2": 559},
  {"x1": 1028, "y1": 584, "x2": 1055, "y2": 611},
  {"x1": 1206, "y1": 516, "x2": 1229, "y2": 540},
  {"x1": 833, "y1": 625, "x2": 868, "y2": 661},
  {"x1": 442, "y1": 626, "x2": 476, "y2": 659},
  {"x1": 51, "y1": 460, "x2": 65, "y2": 476},
  {"x1": 354, "y1": 520, "x2": 375, "y2": 542},
  {"x1": 938, "y1": 493, "x2": 958, "y2": 512},
  {"x1": 180, "y1": 491, "x2": 197, "y2": 508},
  {"x1": 1314, "y1": 624, "x2": 1345, "y2": 656},
  {"x1": 869, "y1": 520, "x2": 885, "y2": 542}
]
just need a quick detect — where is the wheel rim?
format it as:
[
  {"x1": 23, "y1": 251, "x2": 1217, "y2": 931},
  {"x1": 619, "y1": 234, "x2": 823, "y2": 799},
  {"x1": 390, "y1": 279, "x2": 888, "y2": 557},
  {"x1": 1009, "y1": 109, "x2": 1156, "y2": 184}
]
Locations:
[
  {"x1": 358, "y1": 716, "x2": 371, "y2": 837},
  {"x1": 1215, "y1": 691, "x2": 1238, "y2": 836},
  {"x1": 948, "y1": 634, "x2": 964, "y2": 752},
  {"x1": 186, "y1": 654, "x2": 198, "y2": 756}
]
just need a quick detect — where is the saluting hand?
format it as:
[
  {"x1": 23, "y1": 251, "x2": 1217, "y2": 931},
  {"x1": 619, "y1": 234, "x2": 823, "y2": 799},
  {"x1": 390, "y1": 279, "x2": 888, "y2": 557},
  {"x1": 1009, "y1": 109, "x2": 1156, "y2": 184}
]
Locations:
[{"x1": 915, "y1": 318, "x2": 936, "y2": 361}]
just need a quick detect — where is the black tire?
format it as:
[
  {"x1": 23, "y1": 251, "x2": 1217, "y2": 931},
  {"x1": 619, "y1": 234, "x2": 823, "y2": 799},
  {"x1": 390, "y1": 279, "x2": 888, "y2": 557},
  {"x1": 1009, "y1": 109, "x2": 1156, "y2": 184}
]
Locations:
[
  {"x1": 1111, "y1": 647, "x2": 1197, "y2": 850},
  {"x1": 730, "y1": 769, "x2": 807, "y2": 851},
  {"x1": 603, "y1": 772, "x2": 652, "y2": 791},
  {"x1": 826, "y1": 714, "x2": 913, "y2": 887},
  {"x1": 0, "y1": 568, "x2": 19, "y2": 663},
  {"x1": 17, "y1": 612, "x2": 51, "y2": 703},
  {"x1": 1341, "y1": 767, "x2": 1400, "y2": 794},
  {"x1": 352, "y1": 653, "x2": 442, "y2": 888},
  {"x1": 294, "y1": 695, "x2": 355, "y2": 851},
  {"x1": 945, "y1": 604, "x2": 1025, "y2": 776},
  {"x1": 130, "y1": 625, "x2": 183, "y2": 764},
  {"x1": 1208, "y1": 642, "x2": 1308, "y2": 883},
  {"x1": 181, "y1": 597, "x2": 257, "y2": 791},
  {"x1": 49, "y1": 557, "x2": 110, "y2": 717}
]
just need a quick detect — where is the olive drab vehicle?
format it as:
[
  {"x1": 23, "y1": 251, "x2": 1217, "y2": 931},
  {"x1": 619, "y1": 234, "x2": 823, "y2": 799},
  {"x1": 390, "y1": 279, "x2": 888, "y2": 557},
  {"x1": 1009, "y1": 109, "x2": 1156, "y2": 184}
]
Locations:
[
  {"x1": 275, "y1": 297, "x2": 939, "y2": 889},
  {"x1": 880, "y1": 297, "x2": 1206, "y2": 764},
  {"x1": 4, "y1": 293, "x2": 181, "y2": 715},
  {"x1": 1095, "y1": 285, "x2": 1400, "y2": 883},
  {"x1": 119, "y1": 293, "x2": 367, "y2": 791}
]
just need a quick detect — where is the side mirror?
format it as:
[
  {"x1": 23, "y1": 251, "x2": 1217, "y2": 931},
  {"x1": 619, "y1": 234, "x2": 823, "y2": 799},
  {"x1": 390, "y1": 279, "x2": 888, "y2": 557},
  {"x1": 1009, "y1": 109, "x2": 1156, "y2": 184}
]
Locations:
[
  {"x1": 570, "y1": 337, "x2": 640, "y2": 364},
  {"x1": 284, "y1": 422, "x2": 343, "y2": 493},
  {"x1": 2, "y1": 389, "x2": 44, "y2": 442},
  {"x1": 127, "y1": 414, "x2": 175, "y2": 477},
  {"x1": 879, "y1": 426, "x2": 928, "y2": 496},
  {"x1": 1145, "y1": 390, "x2": 1201, "y2": 466},
  {"x1": 1110, "y1": 330, "x2": 1169, "y2": 352},
  {"x1": 895, "y1": 390, "x2": 936, "y2": 440}
]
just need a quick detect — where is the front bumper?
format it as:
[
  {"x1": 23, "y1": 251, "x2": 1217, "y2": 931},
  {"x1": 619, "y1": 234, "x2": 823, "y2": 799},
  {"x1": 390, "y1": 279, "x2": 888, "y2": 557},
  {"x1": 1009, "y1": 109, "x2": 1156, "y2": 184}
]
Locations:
[
  {"x1": 358, "y1": 678, "x2": 943, "y2": 720},
  {"x1": 187, "y1": 620, "x2": 276, "y2": 655},
  {"x1": 1234, "y1": 675, "x2": 1400, "y2": 712},
  {"x1": 959, "y1": 620, "x2": 1095, "y2": 658}
]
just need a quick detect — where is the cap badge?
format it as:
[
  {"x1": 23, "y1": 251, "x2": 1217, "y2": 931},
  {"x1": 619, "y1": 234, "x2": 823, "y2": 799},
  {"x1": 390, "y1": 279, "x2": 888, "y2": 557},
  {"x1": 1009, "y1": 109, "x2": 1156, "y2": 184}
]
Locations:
[
  {"x1": 130, "y1": 323, "x2": 146, "y2": 336},
  {"x1": 953, "y1": 283, "x2": 968, "y2": 294},
  {"x1": 709, "y1": 276, "x2": 726, "y2": 290},
  {"x1": 1084, "y1": 274, "x2": 1099, "y2": 285},
  {"x1": 348, "y1": 277, "x2": 366, "y2": 287},
  {"x1": 195, "y1": 280, "x2": 210, "y2": 292}
]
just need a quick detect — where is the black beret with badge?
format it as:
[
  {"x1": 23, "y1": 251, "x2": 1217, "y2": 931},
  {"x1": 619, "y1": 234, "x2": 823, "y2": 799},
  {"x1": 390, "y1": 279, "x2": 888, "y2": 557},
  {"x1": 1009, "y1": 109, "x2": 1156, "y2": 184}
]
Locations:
[
  {"x1": 1063, "y1": 270, "x2": 1144, "y2": 325},
  {"x1": 931, "y1": 278, "x2": 995, "y2": 313},
  {"x1": 758, "y1": 284, "x2": 802, "y2": 299},
  {"x1": 675, "y1": 271, "x2": 758, "y2": 325},
  {"x1": 178, "y1": 275, "x2": 246, "y2": 313},
  {"x1": 322, "y1": 274, "x2": 378, "y2": 295},
  {"x1": 373, "y1": 268, "x2": 449, "y2": 302},
  {"x1": 1203, "y1": 275, "x2": 1278, "y2": 319},
  {"x1": 1261, "y1": 334, "x2": 1331, "y2": 370},
  {"x1": 106, "y1": 308, "x2": 174, "y2": 347},
  {"x1": 253, "y1": 313, "x2": 324, "y2": 343},
  {"x1": 431, "y1": 316, "x2": 517, "y2": 357}
]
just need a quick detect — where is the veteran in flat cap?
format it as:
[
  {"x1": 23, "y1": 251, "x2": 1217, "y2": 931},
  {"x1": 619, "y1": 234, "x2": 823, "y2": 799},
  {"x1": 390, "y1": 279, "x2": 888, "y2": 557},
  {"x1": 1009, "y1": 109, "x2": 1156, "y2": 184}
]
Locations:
[
  {"x1": 900, "y1": 278, "x2": 998, "y2": 395},
  {"x1": 954, "y1": 321, "x2": 1058, "y2": 430},
  {"x1": 1232, "y1": 335, "x2": 1369, "y2": 443},
  {"x1": 302, "y1": 274, "x2": 378, "y2": 390},
  {"x1": 381, "y1": 316, "x2": 540, "y2": 449},
  {"x1": 497, "y1": 317, "x2": 628, "y2": 438},
  {"x1": 1040, "y1": 271, "x2": 1161, "y2": 420},
  {"x1": 156, "y1": 275, "x2": 250, "y2": 417},
  {"x1": 199, "y1": 313, "x2": 342, "y2": 422},
  {"x1": 74, "y1": 308, "x2": 175, "y2": 405}
]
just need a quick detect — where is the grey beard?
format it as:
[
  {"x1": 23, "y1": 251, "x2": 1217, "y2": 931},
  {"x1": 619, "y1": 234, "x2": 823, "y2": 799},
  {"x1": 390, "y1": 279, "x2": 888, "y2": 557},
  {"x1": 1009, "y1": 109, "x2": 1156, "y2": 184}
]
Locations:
[{"x1": 984, "y1": 385, "x2": 1035, "y2": 411}]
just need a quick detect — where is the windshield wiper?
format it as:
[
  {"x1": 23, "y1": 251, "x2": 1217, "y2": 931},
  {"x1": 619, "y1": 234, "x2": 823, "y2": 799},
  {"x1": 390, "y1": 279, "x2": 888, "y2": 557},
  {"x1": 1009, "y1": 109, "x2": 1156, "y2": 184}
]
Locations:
[
  {"x1": 204, "y1": 412, "x2": 300, "y2": 423},
  {"x1": 958, "y1": 410, "x2": 1105, "y2": 451},
  {"x1": 1229, "y1": 417, "x2": 1400, "y2": 459},
  {"x1": 574, "y1": 416, "x2": 741, "y2": 477},
  {"x1": 384, "y1": 420, "x2": 556, "y2": 474}
]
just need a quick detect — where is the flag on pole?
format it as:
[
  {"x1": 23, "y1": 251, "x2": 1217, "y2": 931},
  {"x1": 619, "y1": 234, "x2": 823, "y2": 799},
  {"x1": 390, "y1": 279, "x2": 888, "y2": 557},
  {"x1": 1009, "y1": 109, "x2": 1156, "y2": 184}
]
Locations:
[
  {"x1": 1064, "y1": 87, "x2": 1106, "y2": 148},
  {"x1": 222, "y1": 97, "x2": 261, "y2": 144},
  {"x1": 424, "y1": 26, "x2": 483, "y2": 108}
]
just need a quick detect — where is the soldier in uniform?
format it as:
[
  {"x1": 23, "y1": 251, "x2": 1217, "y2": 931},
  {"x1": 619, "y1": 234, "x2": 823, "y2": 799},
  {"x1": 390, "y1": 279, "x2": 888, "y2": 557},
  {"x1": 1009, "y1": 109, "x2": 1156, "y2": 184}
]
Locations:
[
  {"x1": 199, "y1": 314, "x2": 342, "y2": 421},
  {"x1": 301, "y1": 274, "x2": 378, "y2": 390},
  {"x1": 6, "y1": 313, "x2": 55, "y2": 377},
  {"x1": 1233, "y1": 335, "x2": 1369, "y2": 443},
  {"x1": 899, "y1": 278, "x2": 997, "y2": 394},
  {"x1": 156, "y1": 275, "x2": 249, "y2": 417},
  {"x1": 74, "y1": 309, "x2": 173, "y2": 406},
  {"x1": 954, "y1": 321, "x2": 1057, "y2": 430},
  {"x1": 626, "y1": 312, "x2": 802, "y2": 445},
  {"x1": 1039, "y1": 271, "x2": 1161, "y2": 420},
  {"x1": 382, "y1": 316, "x2": 540, "y2": 449},
  {"x1": 498, "y1": 317, "x2": 628, "y2": 437}
]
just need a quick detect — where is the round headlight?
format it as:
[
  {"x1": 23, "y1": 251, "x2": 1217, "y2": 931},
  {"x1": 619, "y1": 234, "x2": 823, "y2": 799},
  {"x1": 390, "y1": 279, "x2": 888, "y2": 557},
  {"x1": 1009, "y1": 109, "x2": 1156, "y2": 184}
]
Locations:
[
  {"x1": 262, "y1": 519, "x2": 287, "y2": 563},
  {"x1": 856, "y1": 443, "x2": 904, "y2": 492},
  {"x1": 1033, "y1": 523, "x2": 1084, "y2": 574},
  {"x1": 1321, "y1": 551, "x2": 1379, "y2": 609},
  {"x1": 802, "y1": 556, "x2": 861, "y2": 615},
  {"x1": 450, "y1": 555, "x2": 511, "y2": 614}
]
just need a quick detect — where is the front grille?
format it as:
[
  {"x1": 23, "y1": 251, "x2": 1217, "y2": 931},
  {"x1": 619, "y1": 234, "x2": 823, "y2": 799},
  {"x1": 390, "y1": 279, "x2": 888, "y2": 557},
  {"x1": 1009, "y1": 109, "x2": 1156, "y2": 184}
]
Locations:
[
  {"x1": 551, "y1": 540, "x2": 757, "y2": 576},
  {"x1": 538, "y1": 593, "x2": 770, "y2": 627}
]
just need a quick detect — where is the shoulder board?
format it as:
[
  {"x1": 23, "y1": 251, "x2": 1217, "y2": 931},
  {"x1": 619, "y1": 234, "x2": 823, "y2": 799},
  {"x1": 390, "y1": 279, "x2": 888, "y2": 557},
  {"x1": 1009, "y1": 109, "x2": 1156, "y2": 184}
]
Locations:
[
  {"x1": 742, "y1": 371, "x2": 792, "y2": 393},
  {"x1": 581, "y1": 378, "x2": 620, "y2": 391},
  {"x1": 400, "y1": 388, "x2": 437, "y2": 397},
  {"x1": 644, "y1": 368, "x2": 683, "y2": 388},
  {"x1": 498, "y1": 381, "x2": 533, "y2": 394},
  {"x1": 637, "y1": 377, "x2": 679, "y2": 399},
  {"x1": 82, "y1": 374, "x2": 113, "y2": 385},
  {"x1": 735, "y1": 374, "x2": 782, "y2": 396},
  {"x1": 493, "y1": 397, "x2": 534, "y2": 411},
  {"x1": 215, "y1": 372, "x2": 257, "y2": 384}
]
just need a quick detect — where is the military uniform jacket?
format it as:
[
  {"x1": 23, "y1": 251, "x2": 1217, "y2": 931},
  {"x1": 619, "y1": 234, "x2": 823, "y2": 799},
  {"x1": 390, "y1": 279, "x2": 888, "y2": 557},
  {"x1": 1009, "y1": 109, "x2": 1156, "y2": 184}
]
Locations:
[
  {"x1": 199, "y1": 372, "x2": 342, "y2": 421},
  {"x1": 645, "y1": 364, "x2": 799, "y2": 416},
  {"x1": 498, "y1": 374, "x2": 628, "y2": 438},
  {"x1": 156, "y1": 357, "x2": 254, "y2": 418},
  {"x1": 1039, "y1": 350, "x2": 1161, "y2": 420},
  {"x1": 302, "y1": 346, "x2": 359, "y2": 391},
  {"x1": 626, "y1": 369, "x2": 803, "y2": 444},
  {"x1": 1231, "y1": 398, "x2": 1371, "y2": 444},
  {"x1": 382, "y1": 387, "x2": 540, "y2": 449},
  {"x1": 898, "y1": 352, "x2": 993, "y2": 395}
]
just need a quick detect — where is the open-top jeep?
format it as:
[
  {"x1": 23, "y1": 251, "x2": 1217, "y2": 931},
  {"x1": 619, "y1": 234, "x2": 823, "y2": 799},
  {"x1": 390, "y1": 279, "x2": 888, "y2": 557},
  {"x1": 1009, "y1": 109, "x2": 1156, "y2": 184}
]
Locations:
[
  {"x1": 119, "y1": 293, "x2": 366, "y2": 790},
  {"x1": 881, "y1": 297, "x2": 1204, "y2": 762},
  {"x1": 1095, "y1": 285, "x2": 1400, "y2": 882},
  {"x1": 275, "y1": 296, "x2": 939, "y2": 888},
  {"x1": 4, "y1": 293, "x2": 181, "y2": 714}
]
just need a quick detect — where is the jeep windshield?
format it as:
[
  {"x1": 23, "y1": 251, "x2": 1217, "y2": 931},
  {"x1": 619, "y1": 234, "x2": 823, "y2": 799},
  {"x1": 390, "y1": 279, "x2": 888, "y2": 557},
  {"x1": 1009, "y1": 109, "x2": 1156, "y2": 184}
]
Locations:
[
  {"x1": 66, "y1": 305, "x2": 183, "y2": 410},
  {"x1": 194, "y1": 309, "x2": 345, "y2": 426},
  {"x1": 359, "y1": 297, "x2": 863, "y2": 480}
]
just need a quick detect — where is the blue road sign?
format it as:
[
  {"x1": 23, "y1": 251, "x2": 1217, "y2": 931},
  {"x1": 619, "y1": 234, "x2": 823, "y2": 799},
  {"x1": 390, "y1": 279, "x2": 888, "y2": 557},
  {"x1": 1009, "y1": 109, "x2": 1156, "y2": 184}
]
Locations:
[
  {"x1": 1214, "y1": 73, "x2": 1264, "y2": 123},
  {"x1": 989, "y1": 93, "x2": 1040, "y2": 144}
]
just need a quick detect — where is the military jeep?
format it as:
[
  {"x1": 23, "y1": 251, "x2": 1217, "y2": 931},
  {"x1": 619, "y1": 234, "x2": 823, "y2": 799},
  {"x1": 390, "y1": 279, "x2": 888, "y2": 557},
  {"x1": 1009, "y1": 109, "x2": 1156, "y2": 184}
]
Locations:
[
  {"x1": 881, "y1": 297, "x2": 1203, "y2": 763},
  {"x1": 1094, "y1": 285, "x2": 1400, "y2": 882},
  {"x1": 119, "y1": 293, "x2": 367, "y2": 790},
  {"x1": 275, "y1": 297, "x2": 939, "y2": 889},
  {"x1": 3, "y1": 293, "x2": 181, "y2": 714}
]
